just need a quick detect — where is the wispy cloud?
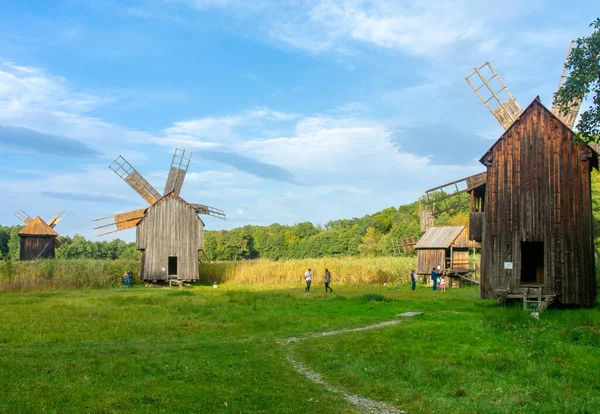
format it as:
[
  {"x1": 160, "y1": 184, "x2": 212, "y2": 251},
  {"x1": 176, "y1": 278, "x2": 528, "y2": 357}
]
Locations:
[
  {"x1": 0, "y1": 59, "x2": 160, "y2": 157},
  {"x1": 157, "y1": 107, "x2": 297, "y2": 149},
  {"x1": 0, "y1": 125, "x2": 100, "y2": 157},
  {"x1": 196, "y1": 150, "x2": 296, "y2": 183},
  {"x1": 177, "y1": 0, "x2": 537, "y2": 58},
  {"x1": 41, "y1": 191, "x2": 129, "y2": 203}
]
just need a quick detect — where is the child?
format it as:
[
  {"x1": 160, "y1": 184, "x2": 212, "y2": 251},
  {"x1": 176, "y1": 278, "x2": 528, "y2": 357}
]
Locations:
[{"x1": 439, "y1": 276, "x2": 447, "y2": 292}]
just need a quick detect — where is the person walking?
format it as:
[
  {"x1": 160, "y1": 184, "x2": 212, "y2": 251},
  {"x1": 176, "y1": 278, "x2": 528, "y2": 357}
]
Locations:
[
  {"x1": 324, "y1": 268, "x2": 333, "y2": 292},
  {"x1": 431, "y1": 268, "x2": 438, "y2": 291},
  {"x1": 410, "y1": 270, "x2": 417, "y2": 291},
  {"x1": 304, "y1": 268, "x2": 312, "y2": 292}
]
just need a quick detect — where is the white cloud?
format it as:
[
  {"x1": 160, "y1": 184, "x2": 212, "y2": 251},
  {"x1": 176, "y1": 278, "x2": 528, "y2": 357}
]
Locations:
[
  {"x1": 178, "y1": 0, "x2": 538, "y2": 58},
  {"x1": 0, "y1": 59, "x2": 158, "y2": 157}
]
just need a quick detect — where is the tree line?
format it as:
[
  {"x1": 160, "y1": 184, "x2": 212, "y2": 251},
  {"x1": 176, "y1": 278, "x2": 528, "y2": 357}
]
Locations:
[
  {"x1": 0, "y1": 227, "x2": 139, "y2": 261},
  {"x1": 0, "y1": 199, "x2": 469, "y2": 261}
]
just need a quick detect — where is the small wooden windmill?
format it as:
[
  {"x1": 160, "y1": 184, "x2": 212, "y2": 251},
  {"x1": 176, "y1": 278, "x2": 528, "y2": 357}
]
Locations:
[
  {"x1": 15, "y1": 209, "x2": 66, "y2": 260},
  {"x1": 94, "y1": 148, "x2": 226, "y2": 283},
  {"x1": 462, "y1": 41, "x2": 598, "y2": 307}
]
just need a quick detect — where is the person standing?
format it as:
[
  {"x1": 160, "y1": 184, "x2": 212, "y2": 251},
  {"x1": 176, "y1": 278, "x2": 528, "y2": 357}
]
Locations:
[
  {"x1": 410, "y1": 270, "x2": 417, "y2": 291},
  {"x1": 431, "y1": 268, "x2": 438, "y2": 291},
  {"x1": 324, "y1": 268, "x2": 332, "y2": 292},
  {"x1": 304, "y1": 268, "x2": 312, "y2": 292},
  {"x1": 439, "y1": 276, "x2": 447, "y2": 292},
  {"x1": 127, "y1": 270, "x2": 133, "y2": 287}
]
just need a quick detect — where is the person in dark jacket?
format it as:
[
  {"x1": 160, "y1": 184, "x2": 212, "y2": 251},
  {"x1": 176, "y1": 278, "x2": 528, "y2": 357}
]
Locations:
[
  {"x1": 324, "y1": 268, "x2": 332, "y2": 292},
  {"x1": 431, "y1": 268, "x2": 438, "y2": 291},
  {"x1": 410, "y1": 270, "x2": 417, "y2": 291}
]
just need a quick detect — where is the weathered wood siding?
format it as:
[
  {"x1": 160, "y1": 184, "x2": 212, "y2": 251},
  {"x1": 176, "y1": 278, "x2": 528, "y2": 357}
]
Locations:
[
  {"x1": 417, "y1": 249, "x2": 445, "y2": 275},
  {"x1": 451, "y1": 250, "x2": 470, "y2": 269},
  {"x1": 479, "y1": 99, "x2": 597, "y2": 306},
  {"x1": 136, "y1": 194, "x2": 204, "y2": 281},
  {"x1": 452, "y1": 227, "x2": 479, "y2": 248},
  {"x1": 469, "y1": 212, "x2": 484, "y2": 242},
  {"x1": 19, "y1": 236, "x2": 55, "y2": 261}
]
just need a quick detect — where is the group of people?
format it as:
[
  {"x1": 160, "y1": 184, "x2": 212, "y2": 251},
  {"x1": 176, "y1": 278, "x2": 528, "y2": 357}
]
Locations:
[
  {"x1": 303, "y1": 268, "x2": 333, "y2": 293},
  {"x1": 409, "y1": 268, "x2": 447, "y2": 291},
  {"x1": 122, "y1": 270, "x2": 133, "y2": 287}
]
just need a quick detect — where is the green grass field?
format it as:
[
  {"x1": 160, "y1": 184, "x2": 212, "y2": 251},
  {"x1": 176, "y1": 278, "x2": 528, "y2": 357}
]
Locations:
[{"x1": 1, "y1": 283, "x2": 599, "y2": 413}]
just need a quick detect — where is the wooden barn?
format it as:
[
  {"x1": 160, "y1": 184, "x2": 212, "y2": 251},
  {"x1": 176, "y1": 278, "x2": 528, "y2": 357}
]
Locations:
[
  {"x1": 469, "y1": 97, "x2": 598, "y2": 307},
  {"x1": 18, "y1": 216, "x2": 59, "y2": 261},
  {"x1": 414, "y1": 226, "x2": 478, "y2": 279},
  {"x1": 136, "y1": 193, "x2": 205, "y2": 282}
]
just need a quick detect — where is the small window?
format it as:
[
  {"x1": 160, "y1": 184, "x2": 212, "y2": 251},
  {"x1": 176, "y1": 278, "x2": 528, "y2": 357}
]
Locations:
[{"x1": 168, "y1": 256, "x2": 178, "y2": 275}]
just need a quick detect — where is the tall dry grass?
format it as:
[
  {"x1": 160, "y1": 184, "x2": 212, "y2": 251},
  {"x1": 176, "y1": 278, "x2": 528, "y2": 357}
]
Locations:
[
  {"x1": 198, "y1": 256, "x2": 417, "y2": 285},
  {"x1": 0, "y1": 259, "x2": 139, "y2": 291}
]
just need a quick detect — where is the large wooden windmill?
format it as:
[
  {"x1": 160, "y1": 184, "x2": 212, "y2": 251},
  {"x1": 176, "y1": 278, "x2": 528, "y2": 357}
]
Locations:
[
  {"x1": 462, "y1": 41, "x2": 598, "y2": 307},
  {"x1": 94, "y1": 148, "x2": 226, "y2": 283},
  {"x1": 15, "y1": 209, "x2": 66, "y2": 260}
]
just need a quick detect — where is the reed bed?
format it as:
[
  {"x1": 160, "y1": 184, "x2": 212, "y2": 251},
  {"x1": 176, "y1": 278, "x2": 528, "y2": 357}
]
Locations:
[
  {"x1": 198, "y1": 256, "x2": 417, "y2": 285},
  {"x1": 0, "y1": 259, "x2": 139, "y2": 291}
]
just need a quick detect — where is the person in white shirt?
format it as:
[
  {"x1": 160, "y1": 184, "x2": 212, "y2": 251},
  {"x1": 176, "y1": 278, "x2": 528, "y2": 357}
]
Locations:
[{"x1": 304, "y1": 268, "x2": 312, "y2": 292}]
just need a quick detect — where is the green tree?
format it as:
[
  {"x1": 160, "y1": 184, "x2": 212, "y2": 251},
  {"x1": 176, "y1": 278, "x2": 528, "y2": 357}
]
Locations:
[
  {"x1": 8, "y1": 227, "x2": 21, "y2": 260},
  {"x1": 554, "y1": 18, "x2": 600, "y2": 141},
  {"x1": 358, "y1": 227, "x2": 379, "y2": 257}
]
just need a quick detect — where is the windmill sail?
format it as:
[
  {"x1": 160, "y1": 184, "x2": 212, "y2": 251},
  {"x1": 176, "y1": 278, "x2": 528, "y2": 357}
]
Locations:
[
  {"x1": 190, "y1": 203, "x2": 226, "y2": 219},
  {"x1": 93, "y1": 208, "x2": 147, "y2": 236},
  {"x1": 551, "y1": 40, "x2": 583, "y2": 129},
  {"x1": 422, "y1": 172, "x2": 487, "y2": 216},
  {"x1": 15, "y1": 209, "x2": 33, "y2": 224},
  {"x1": 109, "y1": 156, "x2": 162, "y2": 205},
  {"x1": 164, "y1": 148, "x2": 191, "y2": 196},
  {"x1": 47, "y1": 209, "x2": 67, "y2": 228},
  {"x1": 466, "y1": 62, "x2": 523, "y2": 130}
]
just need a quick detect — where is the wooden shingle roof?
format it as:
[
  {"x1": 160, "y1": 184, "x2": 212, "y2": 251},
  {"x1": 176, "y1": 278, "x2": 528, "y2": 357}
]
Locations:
[
  {"x1": 415, "y1": 226, "x2": 465, "y2": 249},
  {"x1": 18, "y1": 216, "x2": 58, "y2": 237}
]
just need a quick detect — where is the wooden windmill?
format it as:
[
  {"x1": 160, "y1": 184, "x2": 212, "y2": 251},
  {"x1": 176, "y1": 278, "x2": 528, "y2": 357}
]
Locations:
[
  {"x1": 462, "y1": 41, "x2": 598, "y2": 307},
  {"x1": 94, "y1": 148, "x2": 226, "y2": 283},
  {"x1": 15, "y1": 209, "x2": 66, "y2": 260}
]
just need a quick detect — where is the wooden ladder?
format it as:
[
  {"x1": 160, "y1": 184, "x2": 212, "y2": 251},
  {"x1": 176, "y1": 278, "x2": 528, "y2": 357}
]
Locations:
[{"x1": 522, "y1": 287, "x2": 543, "y2": 310}]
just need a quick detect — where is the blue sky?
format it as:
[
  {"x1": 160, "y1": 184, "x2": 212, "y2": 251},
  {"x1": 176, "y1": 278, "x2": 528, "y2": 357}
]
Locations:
[{"x1": 0, "y1": 0, "x2": 598, "y2": 242}]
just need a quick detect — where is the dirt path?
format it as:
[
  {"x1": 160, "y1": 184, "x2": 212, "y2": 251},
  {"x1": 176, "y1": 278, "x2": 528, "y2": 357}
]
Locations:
[{"x1": 277, "y1": 320, "x2": 405, "y2": 414}]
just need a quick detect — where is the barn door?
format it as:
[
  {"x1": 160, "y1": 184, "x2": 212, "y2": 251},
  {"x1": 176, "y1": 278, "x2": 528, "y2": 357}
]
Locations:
[
  {"x1": 521, "y1": 242, "x2": 544, "y2": 285},
  {"x1": 168, "y1": 256, "x2": 178, "y2": 276}
]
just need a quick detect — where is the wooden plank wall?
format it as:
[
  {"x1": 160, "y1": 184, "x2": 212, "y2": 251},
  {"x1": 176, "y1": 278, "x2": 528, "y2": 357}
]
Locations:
[
  {"x1": 469, "y1": 212, "x2": 484, "y2": 242},
  {"x1": 452, "y1": 227, "x2": 479, "y2": 248},
  {"x1": 417, "y1": 249, "x2": 445, "y2": 274},
  {"x1": 452, "y1": 250, "x2": 470, "y2": 269},
  {"x1": 136, "y1": 195, "x2": 204, "y2": 281},
  {"x1": 480, "y1": 100, "x2": 597, "y2": 306},
  {"x1": 19, "y1": 237, "x2": 55, "y2": 260}
]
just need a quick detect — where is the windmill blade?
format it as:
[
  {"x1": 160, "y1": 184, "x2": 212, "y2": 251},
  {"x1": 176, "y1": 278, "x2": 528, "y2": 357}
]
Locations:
[
  {"x1": 93, "y1": 208, "x2": 147, "y2": 236},
  {"x1": 47, "y1": 209, "x2": 67, "y2": 228},
  {"x1": 422, "y1": 172, "x2": 487, "y2": 217},
  {"x1": 400, "y1": 236, "x2": 419, "y2": 253},
  {"x1": 15, "y1": 209, "x2": 33, "y2": 224},
  {"x1": 551, "y1": 40, "x2": 583, "y2": 129},
  {"x1": 109, "y1": 156, "x2": 162, "y2": 205},
  {"x1": 164, "y1": 148, "x2": 192, "y2": 196},
  {"x1": 190, "y1": 203, "x2": 226, "y2": 220},
  {"x1": 466, "y1": 62, "x2": 523, "y2": 130}
]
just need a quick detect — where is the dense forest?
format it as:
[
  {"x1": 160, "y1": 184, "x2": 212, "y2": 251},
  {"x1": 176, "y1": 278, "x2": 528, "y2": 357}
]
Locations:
[{"x1": 1, "y1": 170, "x2": 599, "y2": 261}]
